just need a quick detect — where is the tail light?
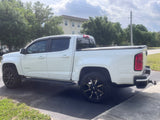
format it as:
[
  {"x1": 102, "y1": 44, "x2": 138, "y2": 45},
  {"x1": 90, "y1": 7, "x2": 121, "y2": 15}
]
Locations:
[{"x1": 134, "y1": 53, "x2": 143, "y2": 71}]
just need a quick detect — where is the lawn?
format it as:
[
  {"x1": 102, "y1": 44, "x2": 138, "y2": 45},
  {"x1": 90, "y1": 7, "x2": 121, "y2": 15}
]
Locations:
[
  {"x1": 0, "y1": 98, "x2": 51, "y2": 120},
  {"x1": 147, "y1": 53, "x2": 160, "y2": 71}
]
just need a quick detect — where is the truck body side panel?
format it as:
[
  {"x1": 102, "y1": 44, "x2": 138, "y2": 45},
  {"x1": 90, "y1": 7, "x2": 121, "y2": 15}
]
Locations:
[{"x1": 72, "y1": 47, "x2": 147, "y2": 85}]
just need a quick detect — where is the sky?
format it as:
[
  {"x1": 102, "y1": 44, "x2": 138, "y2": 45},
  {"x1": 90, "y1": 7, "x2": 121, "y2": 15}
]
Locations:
[{"x1": 21, "y1": 0, "x2": 160, "y2": 32}]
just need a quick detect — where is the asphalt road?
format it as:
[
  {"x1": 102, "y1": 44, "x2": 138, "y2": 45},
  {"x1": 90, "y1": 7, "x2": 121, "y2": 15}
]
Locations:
[
  {"x1": 0, "y1": 70, "x2": 159, "y2": 120},
  {"x1": 148, "y1": 49, "x2": 160, "y2": 55}
]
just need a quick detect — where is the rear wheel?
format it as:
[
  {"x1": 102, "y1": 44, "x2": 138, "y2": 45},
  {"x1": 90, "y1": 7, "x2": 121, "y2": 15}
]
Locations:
[
  {"x1": 3, "y1": 65, "x2": 21, "y2": 89},
  {"x1": 80, "y1": 72, "x2": 111, "y2": 102}
]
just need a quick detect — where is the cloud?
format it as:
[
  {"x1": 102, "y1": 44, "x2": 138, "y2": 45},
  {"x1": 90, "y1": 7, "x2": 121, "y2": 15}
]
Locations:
[
  {"x1": 84, "y1": 0, "x2": 160, "y2": 31},
  {"x1": 21, "y1": 0, "x2": 160, "y2": 31},
  {"x1": 131, "y1": 0, "x2": 160, "y2": 31},
  {"x1": 51, "y1": 0, "x2": 106, "y2": 18},
  {"x1": 49, "y1": 0, "x2": 73, "y2": 14}
]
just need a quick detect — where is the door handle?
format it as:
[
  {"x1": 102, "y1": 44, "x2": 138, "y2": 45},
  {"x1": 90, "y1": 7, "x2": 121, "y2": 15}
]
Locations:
[
  {"x1": 62, "y1": 55, "x2": 69, "y2": 58},
  {"x1": 39, "y1": 56, "x2": 45, "y2": 59}
]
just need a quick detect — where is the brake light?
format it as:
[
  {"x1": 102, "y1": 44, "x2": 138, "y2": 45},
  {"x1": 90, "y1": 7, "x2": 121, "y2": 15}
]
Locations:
[
  {"x1": 134, "y1": 53, "x2": 143, "y2": 71},
  {"x1": 83, "y1": 35, "x2": 89, "y2": 38}
]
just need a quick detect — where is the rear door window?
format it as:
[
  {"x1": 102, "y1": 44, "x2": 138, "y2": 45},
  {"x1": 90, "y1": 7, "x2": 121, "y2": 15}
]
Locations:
[{"x1": 50, "y1": 37, "x2": 70, "y2": 52}]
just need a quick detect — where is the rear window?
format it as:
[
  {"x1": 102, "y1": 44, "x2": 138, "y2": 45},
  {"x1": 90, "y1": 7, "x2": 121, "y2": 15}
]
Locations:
[{"x1": 76, "y1": 37, "x2": 96, "y2": 50}]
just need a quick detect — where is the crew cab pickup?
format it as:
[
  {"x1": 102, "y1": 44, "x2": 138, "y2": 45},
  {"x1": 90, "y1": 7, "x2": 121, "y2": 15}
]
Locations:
[{"x1": 1, "y1": 35, "x2": 153, "y2": 102}]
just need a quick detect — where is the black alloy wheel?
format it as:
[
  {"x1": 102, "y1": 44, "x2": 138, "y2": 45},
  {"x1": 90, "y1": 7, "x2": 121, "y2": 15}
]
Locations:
[
  {"x1": 3, "y1": 65, "x2": 21, "y2": 89},
  {"x1": 80, "y1": 72, "x2": 111, "y2": 103}
]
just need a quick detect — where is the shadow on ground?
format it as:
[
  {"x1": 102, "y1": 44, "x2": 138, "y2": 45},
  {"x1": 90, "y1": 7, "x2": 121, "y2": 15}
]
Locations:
[{"x1": 0, "y1": 79, "x2": 139, "y2": 119}]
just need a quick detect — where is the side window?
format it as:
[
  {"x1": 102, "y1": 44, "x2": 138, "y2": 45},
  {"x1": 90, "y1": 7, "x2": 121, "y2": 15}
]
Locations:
[
  {"x1": 50, "y1": 38, "x2": 70, "y2": 52},
  {"x1": 27, "y1": 40, "x2": 47, "y2": 54}
]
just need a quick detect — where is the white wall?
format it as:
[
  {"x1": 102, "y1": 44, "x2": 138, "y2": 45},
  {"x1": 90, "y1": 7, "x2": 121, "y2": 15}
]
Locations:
[{"x1": 60, "y1": 18, "x2": 86, "y2": 35}]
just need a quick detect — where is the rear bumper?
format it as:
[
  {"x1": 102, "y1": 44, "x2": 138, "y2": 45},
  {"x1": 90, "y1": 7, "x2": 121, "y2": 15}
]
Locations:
[{"x1": 134, "y1": 66, "x2": 151, "y2": 88}]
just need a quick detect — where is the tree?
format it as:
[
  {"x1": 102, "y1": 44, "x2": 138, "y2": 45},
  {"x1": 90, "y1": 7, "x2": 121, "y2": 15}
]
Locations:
[
  {"x1": 0, "y1": 0, "x2": 30, "y2": 50},
  {"x1": 0, "y1": 0, "x2": 63, "y2": 50},
  {"x1": 124, "y1": 24, "x2": 158, "y2": 46},
  {"x1": 43, "y1": 16, "x2": 63, "y2": 36},
  {"x1": 136, "y1": 24, "x2": 148, "y2": 32},
  {"x1": 81, "y1": 16, "x2": 125, "y2": 46},
  {"x1": 25, "y1": 1, "x2": 63, "y2": 39},
  {"x1": 31, "y1": 1, "x2": 63, "y2": 39},
  {"x1": 151, "y1": 32, "x2": 160, "y2": 47},
  {"x1": 112, "y1": 22, "x2": 127, "y2": 45}
]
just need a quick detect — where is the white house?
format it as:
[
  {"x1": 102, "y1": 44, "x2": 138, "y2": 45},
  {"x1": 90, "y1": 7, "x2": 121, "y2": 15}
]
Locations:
[{"x1": 60, "y1": 15, "x2": 88, "y2": 35}]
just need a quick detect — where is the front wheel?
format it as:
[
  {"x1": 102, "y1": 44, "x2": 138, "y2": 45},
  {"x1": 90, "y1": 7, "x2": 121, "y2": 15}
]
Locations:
[
  {"x1": 80, "y1": 72, "x2": 111, "y2": 103},
  {"x1": 3, "y1": 65, "x2": 21, "y2": 89}
]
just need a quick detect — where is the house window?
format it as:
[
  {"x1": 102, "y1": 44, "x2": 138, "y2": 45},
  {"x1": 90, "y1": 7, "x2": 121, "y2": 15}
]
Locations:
[
  {"x1": 72, "y1": 22, "x2": 75, "y2": 27},
  {"x1": 72, "y1": 31, "x2": 75, "y2": 34},
  {"x1": 77, "y1": 24, "x2": 80, "y2": 28},
  {"x1": 65, "y1": 20, "x2": 68, "y2": 26}
]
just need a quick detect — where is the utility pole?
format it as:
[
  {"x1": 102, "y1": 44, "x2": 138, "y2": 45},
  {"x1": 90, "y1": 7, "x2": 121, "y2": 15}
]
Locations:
[{"x1": 130, "y1": 11, "x2": 133, "y2": 46}]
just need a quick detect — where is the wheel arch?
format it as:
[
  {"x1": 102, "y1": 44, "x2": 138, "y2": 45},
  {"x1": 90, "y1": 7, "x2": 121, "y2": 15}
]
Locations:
[
  {"x1": 78, "y1": 67, "x2": 112, "y2": 85},
  {"x1": 2, "y1": 63, "x2": 18, "y2": 73}
]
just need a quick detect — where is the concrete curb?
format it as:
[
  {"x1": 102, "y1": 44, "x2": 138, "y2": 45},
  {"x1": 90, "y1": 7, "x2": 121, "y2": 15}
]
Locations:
[{"x1": 93, "y1": 83, "x2": 160, "y2": 120}]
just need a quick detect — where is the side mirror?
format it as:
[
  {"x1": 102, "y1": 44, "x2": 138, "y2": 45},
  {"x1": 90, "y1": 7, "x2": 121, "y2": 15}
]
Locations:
[{"x1": 20, "y1": 48, "x2": 27, "y2": 54}]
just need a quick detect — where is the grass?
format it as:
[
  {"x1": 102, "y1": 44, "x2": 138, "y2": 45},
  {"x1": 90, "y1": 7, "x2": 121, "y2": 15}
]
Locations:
[
  {"x1": 0, "y1": 98, "x2": 51, "y2": 120},
  {"x1": 147, "y1": 53, "x2": 160, "y2": 71}
]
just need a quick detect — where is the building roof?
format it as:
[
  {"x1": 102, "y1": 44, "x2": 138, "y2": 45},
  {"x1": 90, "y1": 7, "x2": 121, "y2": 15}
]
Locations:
[{"x1": 61, "y1": 15, "x2": 88, "y2": 22}]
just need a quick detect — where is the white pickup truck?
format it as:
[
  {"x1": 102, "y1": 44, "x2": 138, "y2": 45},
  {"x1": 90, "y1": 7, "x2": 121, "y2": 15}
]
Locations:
[{"x1": 1, "y1": 35, "x2": 154, "y2": 102}]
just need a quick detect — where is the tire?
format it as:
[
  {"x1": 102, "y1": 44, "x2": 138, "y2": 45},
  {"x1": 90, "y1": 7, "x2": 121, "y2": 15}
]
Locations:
[
  {"x1": 3, "y1": 65, "x2": 21, "y2": 89},
  {"x1": 80, "y1": 72, "x2": 111, "y2": 103}
]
